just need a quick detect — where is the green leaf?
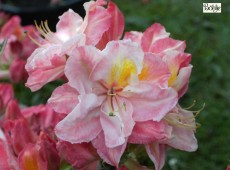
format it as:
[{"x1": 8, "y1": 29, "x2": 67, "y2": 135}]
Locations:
[{"x1": 0, "y1": 39, "x2": 7, "y2": 58}]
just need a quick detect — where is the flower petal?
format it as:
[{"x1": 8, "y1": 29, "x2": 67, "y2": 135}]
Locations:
[
  {"x1": 165, "y1": 106, "x2": 198, "y2": 152},
  {"x1": 65, "y1": 46, "x2": 103, "y2": 94},
  {"x1": 92, "y1": 40, "x2": 144, "y2": 87},
  {"x1": 138, "y1": 53, "x2": 170, "y2": 88},
  {"x1": 171, "y1": 65, "x2": 192, "y2": 98},
  {"x1": 92, "y1": 132, "x2": 127, "y2": 167},
  {"x1": 96, "y1": 1, "x2": 125, "y2": 49},
  {"x1": 56, "y1": 9, "x2": 83, "y2": 41},
  {"x1": 128, "y1": 120, "x2": 172, "y2": 144},
  {"x1": 149, "y1": 38, "x2": 186, "y2": 54},
  {"x1": 145, "y1": 143, "x2": 166, "y2": 170},
  {"x1": 55, "y1": 94, "x2": 104, "y2": 143},
  {"x1": 0, "y1": 83, "x2": 14, "y2": 109},
  {"x1": 100, "y1": 97, "x2": 134, "y2": 148},
  {"x1": 57, "y1": 141, "x2": 99, "y2": 169},
  {"x1": 0, "y1": 129, "x2": 20, "y2": 170},
  {"x1": 124, "y1": 31, "x2": 143, "y2": 43},
  {"x1": 123, "y1": 83, "x2": 178, "y2": 122},
  {"x1": 141, "y1": 23, "x2": 170, "y2": 52},
  {"x1": 48, "y1": 83, "x2": 79, "y2": 114},
  {"x1": 82, "y1": 1, "x2": 111, "y2": 45},
  {"x1": 25, "y1": 45, "x2": 65, "y2": 91}
]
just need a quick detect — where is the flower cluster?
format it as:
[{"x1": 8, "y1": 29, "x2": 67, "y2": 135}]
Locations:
[
  {"x1": 0, "y1": 0, "x2": 200, "y2": 169},
  {"x1": 0, "y1": 13, "x2": 37, "y2": 83}
]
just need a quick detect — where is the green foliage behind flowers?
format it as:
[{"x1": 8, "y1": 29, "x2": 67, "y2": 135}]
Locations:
[{"x1": 113, "y1": 0, "x2": 230, "y2": 169}]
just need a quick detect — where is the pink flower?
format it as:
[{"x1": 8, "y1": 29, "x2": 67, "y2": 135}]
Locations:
[
  {"x1": 0, "y1": 15, "x2": 37, "y2": 83},
  {"x1": 25, "y1": 0, "x2": 111, "y2": 91},
  {"x1": 49, "y1": 40, "x2": 177, "y2": 166},
  {"x1": 124, "y1": 23, "x2": 192, "y2": 97},
  {"x1": 131, "y1": 105, "x2": 198, "y2": 170},
  {"x1": 0, "y1": 100, "x2": 61, "y2": 170},
  {"x1": 18, "y1": 133, "x2": 60, "y2": 170},
  {"x1": 21, "y1": 104, "x2": 64, "y2": 136}
]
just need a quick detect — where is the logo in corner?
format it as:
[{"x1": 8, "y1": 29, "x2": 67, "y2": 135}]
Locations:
[{"x1": 203, "y1": 3, "x2": 221, "y2": 13}]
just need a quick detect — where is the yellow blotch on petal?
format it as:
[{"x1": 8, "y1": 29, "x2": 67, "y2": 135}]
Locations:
[
  {"x1": 168, "y1": 67, "x2": 178, "y2": 86},
  {"x1": 138, "y1": 63, "x2": 148, "y2": 81},
  {"x1": 21, "y1": 150, "x2": 39, "y2": 170},
  {"x1": 109, "y1": 58, "x2": 137, "y2": 88}
]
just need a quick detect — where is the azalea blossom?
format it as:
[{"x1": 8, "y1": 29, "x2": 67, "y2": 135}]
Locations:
[
  {"x1": 0, "y1": 15, "x2": 37, "y2": 83},
  {"x1": 129, "y1": 105, "x2": 198, "y2": 170},
  {"x1": 25, "y1": 0, "x2": 112, "y2": 91},
  {"x1": 124, "y1": 23, "x2": 192, "y2": 97},
  {"x1": 49, "y1": 40, "x2": 178, "y2": 166}
]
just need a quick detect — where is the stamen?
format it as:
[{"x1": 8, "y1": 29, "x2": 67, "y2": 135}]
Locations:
[
  {"x1": 164, "y1": 103, "x2": 205, "y2": 130},
  {"x1": 25, "y1": 31, "x2": 43, "y2": 46},
  {"x1": 34, "y1": 20, "x2": 61, "y2": 44},
  {"x1": 184, "y1": 100, "x2": 197, "y2": 110},
  {"x1": 107, "y1": 92, "x2": 116, "y2": 96}
]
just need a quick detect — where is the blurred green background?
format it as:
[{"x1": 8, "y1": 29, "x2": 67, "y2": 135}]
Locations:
[
  {"x1": 12, "y1": 0, "x2": 230, "y2": 169},
  {"x1": 112, "y1": 0, "x2": 230, "y2": 169}
]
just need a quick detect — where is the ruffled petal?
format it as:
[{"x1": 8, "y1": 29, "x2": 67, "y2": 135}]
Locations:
[
  {"x1": 100, "y1": 96, "x2": 134, "y2": 148},
  {"x1": 92, "y1": 132, "x2": 127, "y2": 167},
  {"x1": 123, "y1": 31, "x2": 143, "y2": 43},
  {"x1": 164, "y1": 106, "x2": 198, "y2": 152},
  {"x1": 25, "y1": 45, "x2": 65, "y2": 91},
  {"x1": 56, "y1": 9, "x2": 84, "y2": 41},
  {"x1": 138, "y1": 53, "x2": 170, "y2": 88},
  {"x1": 149, "y1": 38, "x2": 186, "y2": 54},
  {"x1": 141, "y1": 23, "x2": 170, "y2": 52},
  {"x1": 65, "y1": 46, "x2": 103, "y2": 94},
  {"x1": 128, "y1": 120, "x2": 172, "y2": 144},
  {"x1": 82, "y1": 0, "x2": 111, "y2": 45},
  {"x1": 122, "y1": 83, "x2": 178, "y2": 122},
  {"x1": 171, "y1": 65, "x2": 192, "y2": 98},
  {"x1": 48, "y1": 83, "x2": 79, "y2": 114},
  {"x1": 96, "y1": 1, "x2": 125, "y2": 49},
  {"x1": 55, "y1": 94, "x2": 104, "y2": 143},
  {"x1": 92, "y1": 40, "x2": 144, "y2": 87}
]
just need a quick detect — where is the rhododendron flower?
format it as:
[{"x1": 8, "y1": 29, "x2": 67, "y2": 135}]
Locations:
[
  {"x1": 124, "y1": 23, "x2": 192, "y2": 97},
  {"x1": 0, "y1": 99, "x2": 61, "y2": 170},
  {"x1": 0, "y1": 15, "x2": 37, "y2": 83},
  {"x1": 130, "y1": 105, "x2": 198, "y2": 170},
  {"x1": 18, "y1": 133, "x2": 60, "y2": 170},
  {"x1": 49, "y1": 40, "x2": 177, "y2": 166},
  {"x1": 25, "y1": 0, "x2": 111, "y2": 91}
]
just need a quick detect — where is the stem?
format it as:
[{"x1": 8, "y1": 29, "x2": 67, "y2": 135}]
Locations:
[{"x1": 0, "y1": 70, "x2": 10, "y2": 80}]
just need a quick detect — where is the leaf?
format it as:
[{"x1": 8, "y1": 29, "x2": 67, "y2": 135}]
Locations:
[{"x1": 0, "y1": 39, "x2": 7, "y2": 58}]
